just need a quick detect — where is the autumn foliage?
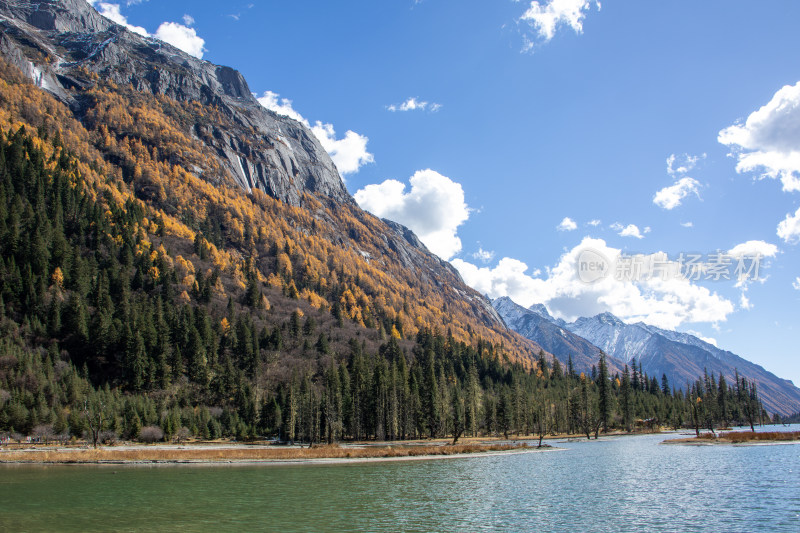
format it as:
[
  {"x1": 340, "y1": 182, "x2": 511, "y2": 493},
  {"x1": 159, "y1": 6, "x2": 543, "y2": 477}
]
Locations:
[{"x1": 0, "y1": 57, "x2": 535, "y2": 364}]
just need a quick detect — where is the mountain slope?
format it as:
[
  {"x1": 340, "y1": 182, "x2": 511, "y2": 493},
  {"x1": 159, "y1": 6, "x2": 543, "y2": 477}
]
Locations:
[
  {"x1": 567, "y1": 313, "x2": 654, "y2": 365},
  {"x1": 492, "y1": 297, "x2": 621, "y2": 374},
  {"x1": 0, "y1": 1, "x2": 776, "y2": 443},
  {"x1": 565, "y1": 313, "x2": 800, "y2": 416},
  {"x1": 493, "y1": 294, "x2": 800, "y2": 416},
  {"x1": 0, "y1": 0, "x2": 544, "y2": 365},
  {"x1": 0, "y1": 0, "x2": 347, "y2": 207}
]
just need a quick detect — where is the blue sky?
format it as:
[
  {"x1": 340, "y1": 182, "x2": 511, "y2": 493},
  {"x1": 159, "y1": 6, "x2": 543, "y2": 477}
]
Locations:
[{"x1": 90, "y1": 1, "x2": 800, "y2": 386}]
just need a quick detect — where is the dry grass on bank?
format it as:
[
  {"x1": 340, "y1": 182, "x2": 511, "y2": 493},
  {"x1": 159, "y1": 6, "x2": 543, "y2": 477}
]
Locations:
[
  {"x1": 722, "y1": 431, "x2": 800, "y2": 443},
  {"x1": 0, "y1": 443, "x2": 528, "y2": 464},
  {"x1": 665, "y1": 430, "x2": 800, "y2": 445}
]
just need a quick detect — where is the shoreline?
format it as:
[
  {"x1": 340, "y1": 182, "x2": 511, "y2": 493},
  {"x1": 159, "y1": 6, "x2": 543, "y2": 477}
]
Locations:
[
  {"x1": 661, "y1": 438, "x2": 800, "y2": 446},
  {"x1": 0, "y1": 442, "x2": 562, "y2": 466},
  {"x1": 661, "y1": 429, "x2": 800, "y2": 446},
  {"x1": 0, "y1": 430, "x2": 674, "y2": 466},
  {"x1": 0, "y1": 447, "x2": 561, "y2": 467}
]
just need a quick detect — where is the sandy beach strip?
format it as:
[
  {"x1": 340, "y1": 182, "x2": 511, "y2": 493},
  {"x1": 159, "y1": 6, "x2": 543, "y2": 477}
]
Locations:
[{"x1": 0, "y1": 442, "x2": 563, "y2": 466}]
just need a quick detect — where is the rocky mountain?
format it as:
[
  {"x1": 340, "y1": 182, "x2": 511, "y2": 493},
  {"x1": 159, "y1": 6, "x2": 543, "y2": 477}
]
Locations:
[
  {"x1": 566, "y1": 314, "x2": 800, "y2": 415},
  {"x1": 492, "y1": 297, "x2": 621, "y2": 374},
  {"x1": 0, "y1": 1, "x2": 783, "y2": 444},
  {"x1": 0, "y1": 0, "x2": 348, "y2": 207},
  {"x1": 503, "y1": 299, "x2": 800, "y2": 416},
  {"x1": 0, "y1": 0, "x2": 544, "y2": 365},
  {"x1": 566, "y1": 313, "x2": 655, "y2": 365}
]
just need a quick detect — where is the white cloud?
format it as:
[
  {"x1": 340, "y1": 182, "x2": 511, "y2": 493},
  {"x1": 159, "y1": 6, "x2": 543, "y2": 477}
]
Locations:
[
  {"x1": 739, "y1": 292, "x2": 752, "y2": 310},
  {"x1": 257, "y1": 91, "x2": 307, "y2": 124},
  {"x1": 611, "y1": 222, "x2": 645, "y2": 239},
  {"x1": 793, "y1": 277, "x2": 800, "y2": 290},
  {"x1": 90, "y1": 2, "x2": 205, "y2": 58},
  {"x1": 655, "y1": 153, "x2": 704, "y2": 210},
  {"x1": 519, "y1": 0, "x2": 601, "y2": 49},
  {"x1": 473, "y1": 247, "x2": 495, "y2": 263},
  {"x1": 681, "y1": 221, "x2": 693, "y2": 228},
  {"x1": 257, "y1": 91, "x2": 374, "y2": 175},
  {"x1": 92, "y1": 2, "x2": 148, "y2": 36},
  {"x1": 653, "y1": 177, "x2": 702, "y2": 210},
  {"x1": 452, "y1": 257, "x2": 542, "y2": 301},
  {"x1": 588, "y1": 219, "x2": 601, "y2": 227},
  {"x1": 719, "y1": 81, "x2": 800, "y2": 192},
  {"x1": 227, "y1": 4, "x2": 253, "y2": 22},
  {"x1": 182, "y1": 14, "x2": 195, "y2": 26},
  {"x1": 451, "y1": 237, "x2": 735, "y2": 330},
  {"x1": 311, "y1": 122, "x2": 374, "y2": 175},
  {"x1": 557, "y1": 217, "x2": 577, "y2": 231},
  {"x1": 354, "y1": 170, "x2": 469, "y2": 260},
  {"x1": 727, "y1": 240, "x2": 779, "y2": 258},
  {"x1": 724, "y1": 240, "x2": 778, "y2": 288},
  {"x1": 667, "y1": 153, "x2": 704, "y2": 178},
  {"x1": 387, "y1": 97, "x2": 441, "y2": 113},
  {"x1": 154, "y1": 22, "x2": 205, "y2": 58},
  {"x1": 777, "y1": 206, "x2": 800, "y2": 243}
]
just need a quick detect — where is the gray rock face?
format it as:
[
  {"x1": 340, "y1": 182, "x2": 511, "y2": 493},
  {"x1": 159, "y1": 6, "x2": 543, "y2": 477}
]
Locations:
[
  {"x1": 0, "y1": 0, "x2": 523, "y2": 357},
  {"x1": 0, "y1": 0, "x2": 351, "y2": 207},
  {"x1": 0, "y1": 0, "x2": 108, "y2": 33}
]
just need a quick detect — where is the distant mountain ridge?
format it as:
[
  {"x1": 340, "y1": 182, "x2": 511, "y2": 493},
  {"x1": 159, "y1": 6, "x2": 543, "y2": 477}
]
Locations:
[
  {"x1": 493, "y1": 297, "x2": 800, "y2": 416},
  {"x1": 492, "y1": 297, "x2": 621, "y2": 374}
]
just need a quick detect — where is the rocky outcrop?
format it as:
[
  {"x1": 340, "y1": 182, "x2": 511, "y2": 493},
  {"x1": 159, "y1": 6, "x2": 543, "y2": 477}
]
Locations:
[{"x1": 0, "y1": 0, "x2": 350, "y2": 206}]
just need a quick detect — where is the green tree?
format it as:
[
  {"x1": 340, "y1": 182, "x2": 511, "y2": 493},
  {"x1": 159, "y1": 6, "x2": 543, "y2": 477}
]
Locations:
[
  {"x1": 597, "y1": 353, "x2": 611, "y2": 432},
  {"x1": 620, "y1": 364, "x2": 633, "y2": 432}
]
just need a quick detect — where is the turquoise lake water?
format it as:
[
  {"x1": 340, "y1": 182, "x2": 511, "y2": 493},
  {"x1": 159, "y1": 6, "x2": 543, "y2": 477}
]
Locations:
[{"x1": 1, "y1": 428, "x2": 799, "y2": 532}]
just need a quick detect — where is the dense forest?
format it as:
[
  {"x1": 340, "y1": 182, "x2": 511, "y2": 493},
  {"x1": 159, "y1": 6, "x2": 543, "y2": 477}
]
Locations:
[
  {"x1": 0, "y1": 127, "x2": 767, "y2": 444},
  {"x1": 0, "y1": 58, "x2": 771, "y2": 445}
]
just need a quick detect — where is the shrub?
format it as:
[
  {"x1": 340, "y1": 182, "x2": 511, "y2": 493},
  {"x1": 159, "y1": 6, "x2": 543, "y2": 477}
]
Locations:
[
  {"x1": 99, "y1": 430, "x2": 118, "y2": 445},
  {"x1": 174, "y1": 427, "x2": 191, "y2": 443},
  {"x1": 139, "y1": 425, "x2": 165, "y2": 443},
  {"x1": 31, "y1": 424, "x2": 55, "y2": 444}
]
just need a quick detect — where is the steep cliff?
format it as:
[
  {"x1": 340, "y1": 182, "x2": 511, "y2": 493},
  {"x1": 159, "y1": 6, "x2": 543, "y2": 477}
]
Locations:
[
  {"x1": 0, "y1": 0, "x2": 543, "y2": 365},
  {"x1": 0, "y1": 0, "x2": 349, "y2": 206}
]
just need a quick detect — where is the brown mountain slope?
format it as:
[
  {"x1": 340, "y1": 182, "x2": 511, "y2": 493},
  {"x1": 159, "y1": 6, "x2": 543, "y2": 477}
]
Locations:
[{"x1": 0, "y1": 0, "x2": 547, "y2": 366}]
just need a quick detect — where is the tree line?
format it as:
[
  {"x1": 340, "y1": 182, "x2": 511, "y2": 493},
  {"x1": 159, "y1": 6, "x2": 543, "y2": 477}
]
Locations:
[{"x1": 0, "y1": 115, "x2": 768, "y2": 446}]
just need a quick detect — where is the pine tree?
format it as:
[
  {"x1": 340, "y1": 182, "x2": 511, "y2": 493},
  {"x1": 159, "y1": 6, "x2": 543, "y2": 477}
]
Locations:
[
  {"x1": 621, "y1": 364, "x2": 633, "y2": 432},
  {"x1": 451, "y1": 385, "x2": 465, "y2": 444},
  {"x1": 465, "y1": 358, "x2": 480, "y2": 438},
  {"x1": 424, "y1": 353, "x2": 440, "y2": 438},
  {"x1": 324, "y1": 359, "x2": 342, "y2": 443},
  {"x1": 597, "y1": 353, "x2": 611, "y2": 432}
]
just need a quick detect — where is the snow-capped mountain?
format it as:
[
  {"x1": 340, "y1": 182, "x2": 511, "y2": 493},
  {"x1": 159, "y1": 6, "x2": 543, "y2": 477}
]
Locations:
[
  {"x1": 492, "y1": 297, "x2": 622, "y2": 375},
  {"x1": 566, "y1": 313, "x2": 652, "y2": 364},
  {"x1": 493, "y1": 296, "x2": 800, "y2": 416}
]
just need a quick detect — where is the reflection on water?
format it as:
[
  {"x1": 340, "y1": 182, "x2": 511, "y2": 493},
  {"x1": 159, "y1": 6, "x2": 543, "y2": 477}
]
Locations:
[{"x1": 1, "y1": 427, "x2": 799, "y2": 532}]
